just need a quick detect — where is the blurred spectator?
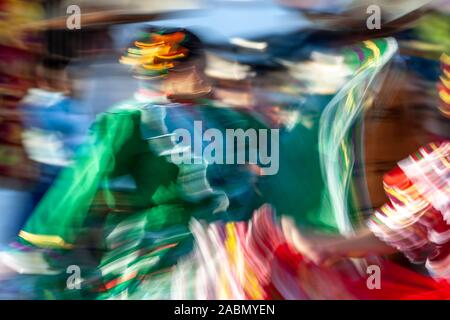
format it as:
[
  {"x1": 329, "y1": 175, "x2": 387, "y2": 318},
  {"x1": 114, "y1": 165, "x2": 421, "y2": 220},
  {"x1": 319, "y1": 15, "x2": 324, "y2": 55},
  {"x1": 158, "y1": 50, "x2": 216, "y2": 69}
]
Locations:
[{"x1": 21, "y1": 55, "x2": 91, "y2": 206}]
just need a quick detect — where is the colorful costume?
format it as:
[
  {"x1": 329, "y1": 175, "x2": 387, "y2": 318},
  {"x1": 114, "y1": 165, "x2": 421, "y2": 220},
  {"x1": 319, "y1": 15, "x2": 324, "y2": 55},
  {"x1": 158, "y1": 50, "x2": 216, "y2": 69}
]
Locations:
[
  {"x1": 163, "y1": 204, "x2": 450, "y2": 300},
  {"x1": 368, "y1": 141, "x2": 450, "y2": 279},
  {"x1": 9, "y1": 91, "x2": 266, "y2": 298},
  {"x1": 2, "y1": 25, "x2": 448, "y2": 300}
]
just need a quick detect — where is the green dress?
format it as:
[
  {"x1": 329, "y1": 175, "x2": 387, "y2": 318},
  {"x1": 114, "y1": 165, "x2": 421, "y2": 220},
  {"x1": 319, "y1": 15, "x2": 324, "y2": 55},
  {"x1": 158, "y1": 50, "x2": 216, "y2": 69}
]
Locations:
[{"x1": 17, "y1": 96, "x2": 265, "y2": 299}]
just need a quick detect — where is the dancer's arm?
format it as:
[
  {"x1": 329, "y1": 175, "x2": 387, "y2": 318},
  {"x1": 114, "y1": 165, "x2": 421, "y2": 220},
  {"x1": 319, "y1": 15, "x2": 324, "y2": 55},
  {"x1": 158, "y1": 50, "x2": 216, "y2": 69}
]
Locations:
[
  {"x1": 281, "y1": 217, "x2": 396, "y2": 265},
  {"x1": 320, "y1": 228, "x2": 397, "y2": 258},
  {"x1": 19, "y1": 110, "x2": 141, "y2": 248}
]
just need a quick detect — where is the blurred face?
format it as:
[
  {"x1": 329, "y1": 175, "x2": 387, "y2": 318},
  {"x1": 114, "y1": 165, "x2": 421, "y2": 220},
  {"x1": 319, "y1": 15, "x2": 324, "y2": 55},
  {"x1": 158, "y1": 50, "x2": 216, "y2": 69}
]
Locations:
[{"x1": 160, "y1": 59, "x2": 211, "y2": 99}]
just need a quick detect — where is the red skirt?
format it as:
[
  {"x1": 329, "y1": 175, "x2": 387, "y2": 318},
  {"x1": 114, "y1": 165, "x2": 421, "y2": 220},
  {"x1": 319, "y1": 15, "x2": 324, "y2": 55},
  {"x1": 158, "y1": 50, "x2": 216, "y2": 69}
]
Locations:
[{"x1": 266, "y1": 243, "x2": 450, "y2": 300}]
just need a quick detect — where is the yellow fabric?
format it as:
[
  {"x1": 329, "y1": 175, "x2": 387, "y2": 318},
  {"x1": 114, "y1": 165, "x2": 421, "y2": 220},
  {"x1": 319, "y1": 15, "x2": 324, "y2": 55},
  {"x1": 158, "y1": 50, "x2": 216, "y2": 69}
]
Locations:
[{"x1": 19, "y1": 230, "x2": 74, "y2": 249}]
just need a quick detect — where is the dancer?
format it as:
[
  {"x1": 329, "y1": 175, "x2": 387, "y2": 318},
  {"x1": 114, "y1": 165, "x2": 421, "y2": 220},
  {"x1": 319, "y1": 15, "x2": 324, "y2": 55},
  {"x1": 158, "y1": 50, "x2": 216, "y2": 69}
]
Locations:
[{"x1": 0, "y1": 27, "x2": 265, "y2": 299}]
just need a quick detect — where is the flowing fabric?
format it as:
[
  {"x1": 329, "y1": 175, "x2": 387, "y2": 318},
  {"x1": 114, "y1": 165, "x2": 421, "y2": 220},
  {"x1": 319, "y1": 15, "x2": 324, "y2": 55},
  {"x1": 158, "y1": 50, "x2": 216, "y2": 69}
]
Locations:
[{"x1": 159, "y1": 205, "x2": 450, "y2": 300}]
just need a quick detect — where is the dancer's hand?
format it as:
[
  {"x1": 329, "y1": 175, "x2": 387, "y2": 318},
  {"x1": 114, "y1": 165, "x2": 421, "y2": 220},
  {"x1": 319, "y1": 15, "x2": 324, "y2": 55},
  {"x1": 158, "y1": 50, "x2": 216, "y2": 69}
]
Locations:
[{"x1": 281, "y1": 216, "x2": 330, "y2": 265}]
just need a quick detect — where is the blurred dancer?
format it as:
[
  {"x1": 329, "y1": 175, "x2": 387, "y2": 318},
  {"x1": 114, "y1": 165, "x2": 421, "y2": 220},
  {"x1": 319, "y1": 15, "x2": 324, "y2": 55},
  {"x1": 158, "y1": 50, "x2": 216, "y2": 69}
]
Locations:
[{"x1": 0, "y1": 28, "x2": 265, "y2": 299}]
